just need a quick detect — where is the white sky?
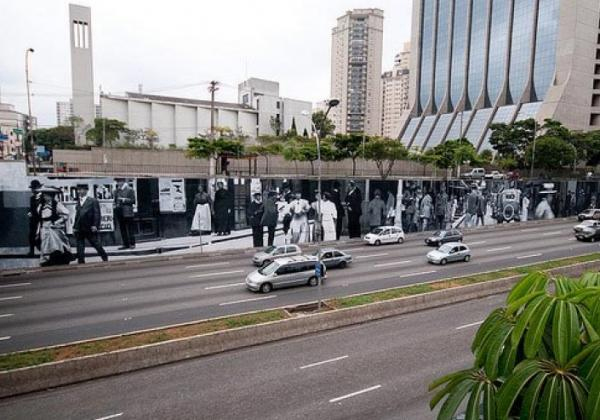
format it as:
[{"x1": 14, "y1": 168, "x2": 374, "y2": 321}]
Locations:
[{"x1": 0, "y1": 0, "x2": 412, "y2": 127}]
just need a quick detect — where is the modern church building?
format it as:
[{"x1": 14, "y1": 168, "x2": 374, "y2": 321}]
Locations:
[{"x1": 399, "y1": 0, "x2": 600, "y2": 152}]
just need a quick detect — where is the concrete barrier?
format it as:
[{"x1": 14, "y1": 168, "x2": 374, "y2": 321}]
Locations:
[{"x1": 0, "y1": 258, "x2": 597, "y2": 398}]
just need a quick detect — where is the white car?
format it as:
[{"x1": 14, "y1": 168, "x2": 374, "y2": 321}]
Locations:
[
  {"x1": 252, "y1": 244, "x2": 302, "y2": 267},
  {"x1": 485, "y1": 170, "x2": 505, "y2": 180},
  {"x1": 364, "y1": 226, "x2": 405, "y2": 246}
]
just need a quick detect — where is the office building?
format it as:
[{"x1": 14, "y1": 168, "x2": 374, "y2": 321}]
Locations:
[
  {"x1": 0, "y1": 102, "x2": 36, "y2": 160},
  {"x1": 331, "y1": 9, "x2": 384, "y2": 135},
  {"x1": 382, "y1": 42, "x2": 411, "y2": 138},
  {"x1": 238, "y1": 78, "x2": 312, "y2": 136},
  {"x1": 400, "y1": 0, "x2": 600, "y2": 152}
]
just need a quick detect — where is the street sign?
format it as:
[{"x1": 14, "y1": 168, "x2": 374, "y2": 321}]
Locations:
[{"x1": 13, "y1": 128, "x2": 23, "y2": 135}]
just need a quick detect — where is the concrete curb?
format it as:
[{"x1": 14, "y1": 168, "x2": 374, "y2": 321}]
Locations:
[
  {"x1": 0, "y1": 217, "x2": 576, "y2": 278},
  {"x1": 0, "y1": 257, "x2": 597, "y2": 398}
]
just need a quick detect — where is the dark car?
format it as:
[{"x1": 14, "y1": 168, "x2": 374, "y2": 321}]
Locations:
[
  {"x1": 577, "y1": 209, "x2": 600, "y2": 222},
  {"x1": 425, "y1": 229, "x2": 463, "y2": 246}
]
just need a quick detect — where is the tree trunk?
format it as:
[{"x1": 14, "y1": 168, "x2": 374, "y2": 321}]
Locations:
[
  {"x1": 310, "y1": 161, "x2": 315, "y2": 176},
  {"x1": 265, "y1": 155, "x2": 269, "y2": 175},
  {"x1": 352, "y1": 158, "x2": 357, "y2": 176}
]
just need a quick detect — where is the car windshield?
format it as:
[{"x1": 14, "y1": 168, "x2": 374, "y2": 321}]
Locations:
[
  {"x1": 372, "y1": 227, "x2": 384, "y2": 234},
  {"x1": 264, "y1": 246, "x2": 276, "y2": 253},
  {"x1": 581, "y1": 220, "x2": 595, "y2": 226},
  {"x1": 433, "y1": 231, "x2": 443, "y2": 236},
  {"x1": 438, "y1": 244, "x2": 453, "y2": 253},
  {"x1": 258, "y1": 261, "x2": 279, "y2": 275}
]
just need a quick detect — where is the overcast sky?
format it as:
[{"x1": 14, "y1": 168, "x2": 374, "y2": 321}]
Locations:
[{"x1": 1, "y1": 0, "x2": 412, "y2": 127}]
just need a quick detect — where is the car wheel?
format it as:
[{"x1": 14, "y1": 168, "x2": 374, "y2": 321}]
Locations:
[
  {"x1": 398, "y1": 237, "x2": 404, "y2": 244},
  {"x1": 339, "y1": 261, "x2": 347, "y2": 269},
  {"x1": 308, "y1": 276, "x2": 319, "y2": 287},
  {"x1": 261, "y1": 260, "x2": 271, "y2": 267},
  {"x1": 375, "y1": 240, "x2": 381, "y2": 246},
  {"x1": 440, "y1": 258, "x2": 447, "y2": 266},
  {"x1": 464, "y1": 255, "x2": 471, "y2": 262},
  {"x1": 260, "y1": 282, "x2": 273, "y2": 293}
]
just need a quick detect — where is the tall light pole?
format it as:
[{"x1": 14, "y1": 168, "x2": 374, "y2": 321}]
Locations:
[
  {"x1": 208, "y1": 80, "x2": 220, "y2": 178},
  {"x1": 25, "y1": 48, "x2": 35, "y2": 173},
  {"x1": 303, "y1": 98, "x2": 339, "y2": 310},
  {"x1": 529, "y1": 120, "x2": 537, "y2": 179}
]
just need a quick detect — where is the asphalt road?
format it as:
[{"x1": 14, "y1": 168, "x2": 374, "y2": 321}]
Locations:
[
  {"x1": 1, "y1": 219, "x2": 597, "y2": 353},
  {"x1": 0, "y1": 293, "x2": 506, "y2": 420}
]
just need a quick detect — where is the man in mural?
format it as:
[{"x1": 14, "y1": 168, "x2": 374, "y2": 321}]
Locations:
[
  {"x1": 346, "y1": 180, "x2": 363, "y2": 238},
  {"x1": 261, "y1": 191, "x2": 278, "y2": 247},
  {"x1": 402, "y1": 191, "x2": 416, "y2": 232},
  {"x1": 535, "y1": 184, "x2": 556, "y2": 220},
  {"x1": 213, "y1": 181, "x2": 232, "y2": 236},
  {"x1": 330, "y1": 181, "x2": 345, "y2": 240},
  {"x1": 367, "y1": 190, "x2": 386, "y2": 231},
  {"x1": 521, "y1": 194, "x2": 530, "y2": 222},
  {"x1": 420, "y1": 191, "x2": 433, "y2": 231},
  {"x1": 289, "y1": 191, "x2": 310, "y2": 244},
  {"x1": 316, "y1": 192, "x2": 338, "y2": 242},
  {"x1": 247, "y1": 192, "x2": 264, "y2": 247},
  {"x1": 476, "y1": 190, "x2": 487, "y2": 226},
  {"x1": 27, "y1": 179, "x2": 42, "y2": 257},
  {"x1": 114, "y1": 178, "x2": 136, "y2": 250},
  {"x1": 191, "y1": 185, "x2": 212, "y2": 234},
  {"x1": 434, "y1": 189, "x2": 448, "y2": 230},
  {"x1": 465, "y1": 185, "x2": 479, "y2": 228},
  {"x1": 74, "y1": 184, "x2": 108, "y2": 264}
]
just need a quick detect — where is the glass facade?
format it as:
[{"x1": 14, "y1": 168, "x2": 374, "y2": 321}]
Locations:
[
  {"x1": 465, "y1": 108, "x2": 494, "y2": 146},
  {"x1": 401, "y1": 117, "x2": 420, "y2": 145},
  {"x1": 479, "y1": 105, "x2": 518, "y2": 151},
  {"x1": 427, "y1": 113, "x2": 454, "y2": 148},
  {"x1": 411, "y1": 115, "x2": 436, "y2": 149},
  {"x1": 516, "y1": 102, "x2": 542, "y2": 121},
  {"x1": 434, "y1": 0, "x2": 452, "y2": 109},
  {"x1": 533, "y1": 0, "x2": 560, "y2": 101},
  {"x1": 509, "y1": 0, "x2": 536, "y2": 102},
  {"x1": 487, "y1": 0, "x2": 511, "y2": 104},
  {"x1": 467, "y1": 0, "x2": 489, "y2": 107},
  {"x1": 446, "y1": 110, "x2": 472, "y2": 140},
  {"x1": 419, "y1": 0, "x2": 435, "y2": 110},
  {"x1": 450, "y1": 0, "x2": 469, "y2": 108}
]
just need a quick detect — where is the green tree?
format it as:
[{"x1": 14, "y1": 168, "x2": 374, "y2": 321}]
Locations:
[
  {"x1": 269, "y1": 115, "x2": 282, "y2": 136},
  {"x1": 425, "y1": 138, "x2": 480, "y2": 176},
  {"x1": 430, "y1": 271, "x2": 600, "y2": 420},
  {"x1": 85, "y1": 118, "x2": 129, "y2": 146},
  {"x1": 187, "y1": 136, "x2": 245, "y2": 172},
  {"x1": 489, "y1": 119, "x2": 536, "y2": 160},
  {"x1": 32, "y1": 126, "x2": 77, "y2": 151},
  {"x1": 312, "y1": 110, "x2": 336, "y2": 139},
  {"x1": 479, "y1": 149, "x2": 494, "y2": 164},
  {"x1": 526, "y1": 136, "x2": 577, "y2": 171},
  {"x1": 363, "y1": 137, "x2": 408, "y2": 179},
  {"x1": 332, "y1": 133, "x2": 368, "y2": 176}
]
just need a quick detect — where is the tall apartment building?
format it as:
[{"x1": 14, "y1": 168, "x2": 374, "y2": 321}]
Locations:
[
  {"x1": 56, "y1": 100, "x2": 101, "y2": 126},
  {"x1": 400, "y1": 0, "x2": 600, "y2": 152},
  {"x1": 330, "y1": 9, "x2": 384, "y2": 136},
  {"x1": 381, "y1": 42, "x2": 411, "y2": 138}
]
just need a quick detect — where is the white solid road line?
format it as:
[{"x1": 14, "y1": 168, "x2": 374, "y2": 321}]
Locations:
[
  {"x1": 0, "y1": 336, "x2": 11, "y2": 341},
  {"x1": 300, "y1": 355, "x2": 349, "y2": 370},
  {"x1": 486, "y1": 246, "x2": 512, "y2": 252},
  {"x1": 541, "y1": 231, "x2": 563, "y2": 236},
  {"x1": 190, "y1": 270, "x2": 245, "y2": 279},
  {"x1": 456, "y1": 320, "x2": 484, "y2": 330},
  {"x1": 399, "y1": 270, "x2": 437, "y2": 278},
  {"x1": 468, "y1": 241, "x2": 487, "y2": 246},
  {"x1": 205, "y1": 282, "x2": 246, "y2": 290},
  {"x1": 520, "y1": 228, "x2": 541, "y2": 232},
  {"x1": 373, "y1": 260, "x2": 412, "y2": 268},
  {"x1": 355, "y1": 253, "x2": 389, "y2": 259},
  {"x1": 0, "y1": 296, "x2": 22, "y2": 302},
  {"x1": 0, "y1": 282, "x2": 31, "y2": 289},
  {"x1": 568, "y1": 238, "x2": 577, "y2": 241},
  {"x1": 219, "y1": 295, "x2": 277, "y2": 306},
  {"x1": 0, "y1": 314, "x2": 14, "y2": 319},
  {"x1": 517, "y1": 253, "x2": 543, "y2": 260},
  {"x1": 186, "y1": 262, "x2": 229, "y2": 269},
  {"x1": 329, "y1": 385, "x2": 382, "y2": 403},
  {"x1": 94, "y1": 413, "x2": 123, "y2": 420}
]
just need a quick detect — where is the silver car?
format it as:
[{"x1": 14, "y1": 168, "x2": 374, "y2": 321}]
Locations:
[
  {"x1": 246, "y1": 256, "x2": 327, "y2": 293},
  {"x1": 427, "y1": 242, "x2": 471, "y2": 265},
  {"x1": 312, "y1": 248, "x2": 353, "y2": 269},
  {"x1": 252, "y1": 244, "x2": 302, "y2": 267}
]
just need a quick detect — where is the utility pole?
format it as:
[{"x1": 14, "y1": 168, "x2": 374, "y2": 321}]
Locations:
[
  {"x1": 208, "y1": 80, "x2": 220, "y2": 178},
  {"x1": 530, "y1": 120, "x2": 537, "y2": 179},
  {"x1": 25, "y1": 48, "x2": 35, "y2": 174}
]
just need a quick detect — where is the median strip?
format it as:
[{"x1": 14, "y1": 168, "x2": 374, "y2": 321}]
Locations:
[{"x1": 0, "y1": 252, "x2": 599, "y2": 396}]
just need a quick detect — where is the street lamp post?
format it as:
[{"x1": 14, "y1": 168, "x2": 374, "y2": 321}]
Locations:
[
  {"x1": 529, "y1": 120, "x2": 537, "y2": 179},
  {"x1": 303, "y1": 99, "x2": 339, "y2": 310},
  {"x1": 25, "y1": 48, "x2": 35, "y2": 174}
]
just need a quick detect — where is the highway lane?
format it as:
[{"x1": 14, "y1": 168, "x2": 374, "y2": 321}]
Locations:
[
  {"x1": 1, "y1": 219, "x2": 598, "y2": 352},
  {"x1": 0, "y1": 294, "x2": 506, "y2": 420}
]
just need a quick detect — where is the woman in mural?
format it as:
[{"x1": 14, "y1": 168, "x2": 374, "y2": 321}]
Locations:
[
  {"x1": 367, "y1": 190, "x2": 386, "y2": 231},
  {"x1": 289, "y1": 191, "x2": 310, "y2": 244},
  {"x1": 191, "y1": 185, "x2": 212, "y2": 234},
  {"x1": 385, "y1": 191, "x2": 396, "y2": 226},
  {"x1": 313, "y1": 192, "x2": 337, "y2": 242},
  {"x1": 37, "y1": 187, "x2": 74, "y2": 266},
  {"x1": 521, "y1": 194, "x2": 530, "y2": 222},
  {"x1": 213, "y1": 181, "x2": 232, "y2": 236}
]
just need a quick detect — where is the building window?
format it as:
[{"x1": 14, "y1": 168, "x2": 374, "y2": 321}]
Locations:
[
  {"x1": 591, "y1": 114, "x2": 600, "y2": 126},
  {"x1": 72, "y1": 20, "x2": 90, "y2": 49},
  {"x1": 276, "y1": 101, "x2": 280, "y2": 109},
  {"x1": 596, "y1": 64, "x2": 600, "y2": 75},
  {"x1": 593, "y1": 94, "x2": 600, "y2": 107},
  {"x1": 594, "y1": 79, "x2": 600, "y2": 90},
  {"x1": 242, "y1": 94, "x2": 249, "y2": 105}
]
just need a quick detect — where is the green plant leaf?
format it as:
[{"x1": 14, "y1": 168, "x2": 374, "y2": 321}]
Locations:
[
  {"x1": 525, "y1": 297, "x2": 555, "y2": 358},
  {"x1": 580, "y1": 344, "x2": 600, "y2": 384},
  {"x1": 429, "y1": 370, "x2": 473, "y2": 409},
  {"x1": 558, "y1": 376, "x2": 578, "y2": 420},
  {"x1": 506, "y1": 291, "x2": 545, "y2": 316},
  {"x1": 507, "y1": 272, "x2": 548, "y2": 305},
  {"x1": 585, "y1": 373, "x2": 600, "y2": 419},
  {"x1": 520, "y1": 372, "x2": 547, "y2": 419},
  {"x1": 497, "y1": 360, "x2": 541, "y2": 418},
  {"x1": 552, "y1": 300, "x2": 580, "y2": 366},
  {"x1": 536, "y1": 376, "x2": 559, "y2": 419},
  {"x1": 482, "y1": 383, "x2": 497, "y2": 420},
  {"x1": 464, "y1": 381, "x2": 484, "y2": 420},
  {"x1": 484, "y1": 322, "x2": 513, "y2": 379},
  {"x1": 511, "y1": 294, "x2": 547, "y2": 347},
  {"x1": 576, "y1": 305, "x2": 600, "y2": 343},
  {"x1": 497, "y1": 340, "x2": 519, "y2": 379},
  {"x1": 437, "y1": 379, "x2": 474, "y2": 420},
  {"x1": 566, "y1": 341, "x2": 600, "y2": 369},
  {"x1": 429, "y1": 368, "x2": 473, "y2": 392}
]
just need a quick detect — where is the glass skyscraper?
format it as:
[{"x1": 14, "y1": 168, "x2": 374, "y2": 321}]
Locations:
[{"x1": 400, "y1": 0, "x2": 600, "y2": 152}]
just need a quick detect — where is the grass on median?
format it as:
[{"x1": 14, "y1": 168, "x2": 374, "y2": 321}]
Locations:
[
  {"x1": 0, "y1": 309, "x2": 287, "y2": 372},
  {"x1": 1, "y1": 252, "x2": 599, "y2": 372}
]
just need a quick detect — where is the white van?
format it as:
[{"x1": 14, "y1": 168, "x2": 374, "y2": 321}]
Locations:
[{"x1": 246, "y1": 256, "x2": 326, "y2": 293}]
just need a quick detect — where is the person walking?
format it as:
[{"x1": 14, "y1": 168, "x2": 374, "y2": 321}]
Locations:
[
  {"x1": 247, "y1": 192, "x2": 264, "y2": 248},
  {"x1": 74, "y1": 184, "x2": 108, "y2": 264},
  {"x1": 27, "y1": 179, "x2": 42, "y2": 257},
  {"x1": 114, "y1": 178, "x2": 136, "y2": 250},
  {"x1": 261, "y1": 191, "x2": 279, "y2": 247}
]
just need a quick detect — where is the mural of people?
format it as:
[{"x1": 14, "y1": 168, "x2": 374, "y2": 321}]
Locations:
[
  {"x1": 37, "y1": 187, "x2": 73, "y2": 266},
  {"x1": 535, "y1": 184, "x2": 556, "y2": 220},
  {"x1": 521, "y1": 194, "x2": 530, "y2": 222},
  {"x1": 114, "y1": 178, "x2": 136, "y2": 250},
  {"x1": 28, "y1": 179, "x2": 42, "y2": 256},
  {"x1": 367, "y1": 190, "x2": 386, "y2": 231},
  {"x1": 346, "y1": 180, "x2": 363, "y2": 238},
  {"x1": 465, "y1": 185, "x2": 479, "y2": 228},
  {"x1": 214, "y1": 181, "x2": 233, "y2": 236},
  {"x1": 476, "y1": 190, "x2": 486, "y2": 226},
  {"x1": 247, "y1": 192, "x2": 264, "y2": 247},
  {"x1": 385, "y1": 191, "x2": 396, "y2": 226},
  {"x1": 420, "y1": 191, "x2": 433, "y2": 231},
  {"x1": 319, "y1": 192, "x2": 338, "y2": 242},
  {"x1": 74, "y1": 184, "x2": 108, "y2": 264},
  {"x1": 261, "y1": 191, "x2": 279, "y2": 247},
  {"x1": 434, "y1": 189, "x2": 448, "y2": 230},
  {"x1": 191, "y1": 185, "x2": 212, "y2": 234},
  {"x1": 289, "y1": 191, "x2": 310, "y2": 244},
  {"x1": 331, "y1": 181, "x2": 345, "y2": 240}
]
